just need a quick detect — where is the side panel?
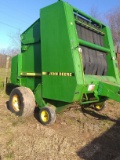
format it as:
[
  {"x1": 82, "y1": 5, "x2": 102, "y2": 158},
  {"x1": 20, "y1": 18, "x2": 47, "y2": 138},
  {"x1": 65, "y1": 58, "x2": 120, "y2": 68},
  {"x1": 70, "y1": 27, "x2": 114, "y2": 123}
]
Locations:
[
  {"x1": 11, "y1": 19, "x2": 41, "y2": 91},
  {"x1": 21, "y1": 19, "x2": 41, "y2": 74},
  {"x1": 11, "y1": 55, "x2": 18, "y2": 85},
  {"x1": 103, "y1": 26, "x2": 120, "y2": 83},
  {"x1": 22, "y1": 43, "x2": 41, "y2": 73},
  {"x1": 40, "y1": 1, "x2": 84, "y2": 102}
]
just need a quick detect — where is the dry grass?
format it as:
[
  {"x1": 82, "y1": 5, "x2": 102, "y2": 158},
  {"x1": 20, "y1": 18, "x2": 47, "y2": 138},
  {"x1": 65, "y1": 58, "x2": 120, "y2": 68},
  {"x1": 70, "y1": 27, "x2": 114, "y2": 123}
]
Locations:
[
  {"x1": 0, "y1": 66, "x2": 120, "y2": 159},
  {"x1": 0, "y1": 97, "x2": 120, "y2": 160}
]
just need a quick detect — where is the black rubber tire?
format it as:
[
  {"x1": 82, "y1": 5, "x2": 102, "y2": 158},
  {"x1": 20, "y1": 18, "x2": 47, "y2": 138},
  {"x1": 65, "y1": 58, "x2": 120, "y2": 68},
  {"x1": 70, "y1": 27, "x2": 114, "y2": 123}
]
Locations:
[
  {"x1": 39, "y1": 107, "x2": 56, "y2": 125},
  {"x1": 9, "y1": 87, "x2": 36, "y2": 117},
  {"x1": 94, "y1": 102, "x2": 106, "y2": 111}
]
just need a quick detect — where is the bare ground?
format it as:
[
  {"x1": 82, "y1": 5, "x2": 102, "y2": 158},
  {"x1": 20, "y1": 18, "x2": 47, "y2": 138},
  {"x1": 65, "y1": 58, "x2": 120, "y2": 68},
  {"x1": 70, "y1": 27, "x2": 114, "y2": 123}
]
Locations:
[{"x1": 0, "y1": 96, "x2": 120, "y2": 160}]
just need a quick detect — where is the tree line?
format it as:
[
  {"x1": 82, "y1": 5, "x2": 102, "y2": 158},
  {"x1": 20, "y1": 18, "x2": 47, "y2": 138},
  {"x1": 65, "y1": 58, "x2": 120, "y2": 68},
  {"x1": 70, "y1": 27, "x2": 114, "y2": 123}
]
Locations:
[
  {"x1": 90, "y1": 6, "x2": 120, "y2": 47},
  {"x1": 0, "y1": 48, "x2": 19, "y2": 68}
]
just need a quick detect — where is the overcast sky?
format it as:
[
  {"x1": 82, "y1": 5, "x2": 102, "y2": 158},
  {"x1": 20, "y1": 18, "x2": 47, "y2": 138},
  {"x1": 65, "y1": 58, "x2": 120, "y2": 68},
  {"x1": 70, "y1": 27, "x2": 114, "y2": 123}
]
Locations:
[{"x1": 0, "y1": 0, "x2": 120, "y2": 49}]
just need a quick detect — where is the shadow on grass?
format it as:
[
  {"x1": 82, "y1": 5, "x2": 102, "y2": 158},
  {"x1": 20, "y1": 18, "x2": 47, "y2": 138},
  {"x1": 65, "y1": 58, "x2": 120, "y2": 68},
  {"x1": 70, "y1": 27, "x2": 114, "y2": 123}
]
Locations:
[
  {"x1": 81, "y1": 107, "x2": 117, "y2": 122},
  {"x1": 6, "y1": 101, "x2": 9, "y2": 110},
  {"x1": 34, "y1": 107, "x2": 40, "y2": 122},
  {"x1": 77, "y1": 108, "x2": 120, "y2": 160}
]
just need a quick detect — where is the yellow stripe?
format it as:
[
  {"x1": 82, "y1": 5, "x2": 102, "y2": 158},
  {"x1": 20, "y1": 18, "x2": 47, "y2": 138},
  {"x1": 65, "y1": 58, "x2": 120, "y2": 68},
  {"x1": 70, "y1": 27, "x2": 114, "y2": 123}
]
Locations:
[
  {"x1": 42, "y1": 72, "x2": 74, "y2": 76},
  {"x1": 20, "y1": 72, "x2": 41, "y2": 76},
  {"x1": 21, "y1": 72, "x2": 74, "y2": 77},
  {"x1": 42, "y1": 72, "x2": 48, "y2": 75}
]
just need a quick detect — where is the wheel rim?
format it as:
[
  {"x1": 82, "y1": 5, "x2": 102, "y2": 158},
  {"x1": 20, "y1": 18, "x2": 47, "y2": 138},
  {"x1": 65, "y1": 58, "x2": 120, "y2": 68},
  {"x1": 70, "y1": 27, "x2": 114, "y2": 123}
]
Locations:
[
  {"x1": 12, "y1": 94, "x2": 20, "y2": 112},
  {"x1": 95, "y1": 105, "x2": 101, "y2": 110},
  {"x1": 41, "y1": 110, "x2": 49, "y2": 123}
]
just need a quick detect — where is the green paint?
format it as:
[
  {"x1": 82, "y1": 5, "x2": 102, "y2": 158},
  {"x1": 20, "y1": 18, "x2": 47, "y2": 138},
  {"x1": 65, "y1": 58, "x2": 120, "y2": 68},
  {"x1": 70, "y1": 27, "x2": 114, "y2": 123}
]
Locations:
[
  {"x1": 34, "y1": 84, "x2": 46, "y2": 108},
  {"x1": 79, "y1": 39, "x2": 110, "y2": 52}
]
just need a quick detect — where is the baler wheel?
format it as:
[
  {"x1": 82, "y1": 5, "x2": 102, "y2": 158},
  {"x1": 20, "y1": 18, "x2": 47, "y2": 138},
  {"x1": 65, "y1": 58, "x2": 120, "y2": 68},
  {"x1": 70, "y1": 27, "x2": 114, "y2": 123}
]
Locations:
[
  {"x1": 94, "y1": 102, "x2": 106, "y2": 111},
  {"x1": 9, "y1": 87, "x2": 36, "y2": 117},
  {"x1": 39, "y1": 107, "x2": 56, "y2": 125}
]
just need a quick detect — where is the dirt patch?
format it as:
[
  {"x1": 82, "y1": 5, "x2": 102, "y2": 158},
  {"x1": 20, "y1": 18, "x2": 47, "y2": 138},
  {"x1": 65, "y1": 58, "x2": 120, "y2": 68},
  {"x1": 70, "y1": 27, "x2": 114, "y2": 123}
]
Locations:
[{"x1": 0, "y1": 97, "x2": 120, "y2": 160}]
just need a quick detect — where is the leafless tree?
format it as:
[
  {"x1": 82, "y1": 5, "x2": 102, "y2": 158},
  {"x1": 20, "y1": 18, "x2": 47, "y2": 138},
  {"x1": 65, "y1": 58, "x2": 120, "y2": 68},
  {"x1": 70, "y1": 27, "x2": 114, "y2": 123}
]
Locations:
[
  {"x1": 0, "y1": 47, "x2": 19, "y2": 56},
  {"x1": 105, "y1": 7, "x2": 120, "y2": 46},
  {"x1": 90, "y1": 6, "x2": 120, "y2": 47},
  {"x1": 0, "y1": 54, "x2": 7, "y2": 68},
  {"x1": 0, "y1": 30, "x2": 21, "y2": 68},
  {"x1": 89, "y1": 7, "x2": 105, "y2": 23},
  {"x1": 8, "y1": 30, "x2": 21, "y2": 54}
]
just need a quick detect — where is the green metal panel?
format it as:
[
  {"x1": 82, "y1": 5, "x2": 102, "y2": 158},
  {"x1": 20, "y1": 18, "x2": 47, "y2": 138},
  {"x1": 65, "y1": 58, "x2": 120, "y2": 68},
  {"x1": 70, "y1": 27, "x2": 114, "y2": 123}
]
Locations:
[
  {"x1": 11, "y1": 19, "x2": 41, "y2": 91},
  {"x1": 11, "y1": 54, "x2": 22, "y2": 85},
  {"x1": 34, "y1": 83, "x2": 46, "y2": 107},
  {"x1": 41, "y1": 1, "x2": 84, "y2": 103},
  {"x1": 11, "y1": 55, "x2": 18, "y2": 85},
  {"x1": 40, "y1": 2, "x2": 74, "y2": 72},
  {"x1": 21, "y1": 19, "x2": 40, "y2": 45},
  {"x1": 20, "y1": 77, "x2": 40, "y2": 91},
  {"x1": 78, "y1": 39, "x2": 110, "y2": 53},
  {"x1": 21, "y1": 19, "x2": 41, "y2": 74},
  {"x1": 22, "y1": 43, "x2": 41, "y2": 73},
  {"x1": 103, "y1": 26, "x2": 120, "y2": 82},
  {"x1": 98, "y1": 81, "x2": 120, "y2": 102},
  {"x1": 20, "y1": 19, "x2": 41, "y2": 90}
]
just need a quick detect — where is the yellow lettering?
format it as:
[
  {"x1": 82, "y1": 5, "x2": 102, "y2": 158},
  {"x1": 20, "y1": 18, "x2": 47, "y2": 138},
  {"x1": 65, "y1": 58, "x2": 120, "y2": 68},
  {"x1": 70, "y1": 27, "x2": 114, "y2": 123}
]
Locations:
[{"x1": 48, "y1": 72, "x2": 73, "y2": 76}]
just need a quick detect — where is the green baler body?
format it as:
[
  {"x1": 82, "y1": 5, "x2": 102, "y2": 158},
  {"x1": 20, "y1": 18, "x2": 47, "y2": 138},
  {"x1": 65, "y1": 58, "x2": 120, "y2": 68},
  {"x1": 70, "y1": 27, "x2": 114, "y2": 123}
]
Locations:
[{"x1": 11, "y1": 1, "x2": 120, "y2": 111}]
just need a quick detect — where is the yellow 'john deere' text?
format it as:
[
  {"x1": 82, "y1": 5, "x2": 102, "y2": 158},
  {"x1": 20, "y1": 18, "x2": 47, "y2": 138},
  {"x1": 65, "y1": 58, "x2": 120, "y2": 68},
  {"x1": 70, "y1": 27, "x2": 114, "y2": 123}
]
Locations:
[{"x1": 49, "y1": 72, "x2": 72, "y2": 76}]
